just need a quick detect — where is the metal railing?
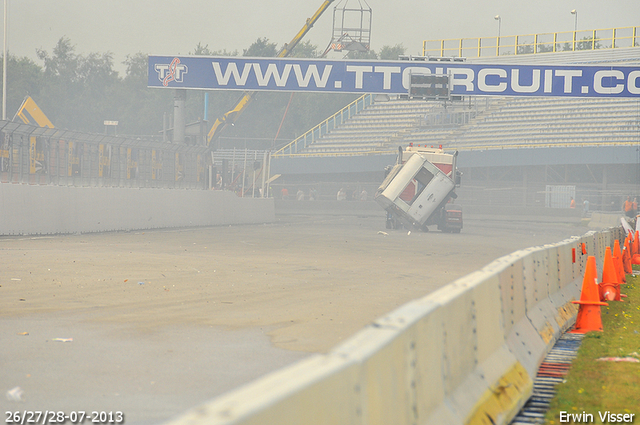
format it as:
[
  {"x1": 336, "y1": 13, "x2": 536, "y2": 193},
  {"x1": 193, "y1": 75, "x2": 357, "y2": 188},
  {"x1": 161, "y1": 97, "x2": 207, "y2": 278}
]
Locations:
[
  {"x1": 211, "y1": 148, "x2": 272, "y2": 197},
  {"x1": 423, "y1": 26, "x2": 640, "y2": 58},
  {"x1": 0, "y1": 120, "x2": 271, "y2": 194},
  {"x1": 452, "y1": 139, "x2": 640, "y2": 152},
  {"x1": 273, "y1": 93, "x2": 373, "y2": 157}
]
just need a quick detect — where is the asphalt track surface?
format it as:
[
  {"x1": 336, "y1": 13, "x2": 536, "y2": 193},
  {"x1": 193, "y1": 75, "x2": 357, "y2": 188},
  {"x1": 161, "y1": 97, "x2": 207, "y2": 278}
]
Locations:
[{"x1": 1, "y1": 213, "x2": 587, "y2": 424}]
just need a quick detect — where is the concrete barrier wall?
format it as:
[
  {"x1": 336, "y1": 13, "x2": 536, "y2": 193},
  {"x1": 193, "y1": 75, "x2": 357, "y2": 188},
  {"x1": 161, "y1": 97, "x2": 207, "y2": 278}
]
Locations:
[
  {"x1": 165, "y1": 228, "x2": 622, "y2": 425},
  {"x1": 0, "y1": 183, "x2": 275, "y2": 235},
  {"x1": 589, "y1": 212, "x2": 624, "y2": 229}
]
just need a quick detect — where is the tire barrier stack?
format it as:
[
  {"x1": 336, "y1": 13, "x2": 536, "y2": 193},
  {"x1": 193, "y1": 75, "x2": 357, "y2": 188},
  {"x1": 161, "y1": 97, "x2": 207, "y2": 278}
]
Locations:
[{"x1": 165, "y1": 226, "x2": 623, "y2": 425}]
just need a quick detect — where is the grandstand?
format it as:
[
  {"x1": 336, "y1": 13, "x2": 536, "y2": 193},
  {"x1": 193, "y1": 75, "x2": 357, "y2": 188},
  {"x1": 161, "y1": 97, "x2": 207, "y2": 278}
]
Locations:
[
  {"x1": 298, "y1": 97, "x2": 442, "y2": 155},
  {"x1": 271, "y1": 33, "x2": 640, "y2": 211},
  {"x1": 275, "y1": 94, "x2": 639, "y2": 156},
  {"x1": 407, "y1": 96, "x2": 640, "y2": 150},
  {"x1": 275, "y1": 46, "x2": 640, "y2": 158}
]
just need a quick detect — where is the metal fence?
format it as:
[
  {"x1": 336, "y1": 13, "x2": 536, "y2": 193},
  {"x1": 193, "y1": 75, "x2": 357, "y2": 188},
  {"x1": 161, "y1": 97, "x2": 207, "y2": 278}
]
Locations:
[
  {"x1": 0, "y1": 120, "x2": 271, "y2": 196},
  {"x1": 211, "y1": 148, "x2": 273, "y2": 198},
  {"x1": 273, "y1": 93, "x2": 373, "y2": 156},
  {"x1": 545, "y1": 184, "x2": 576, "y2": 208},
  {"x1": 423, "y1": 26, "x2": 640, "y2": 58}
]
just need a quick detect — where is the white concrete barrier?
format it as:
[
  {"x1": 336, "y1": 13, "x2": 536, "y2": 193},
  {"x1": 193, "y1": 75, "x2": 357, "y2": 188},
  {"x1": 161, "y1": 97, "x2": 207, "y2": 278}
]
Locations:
[
  {"x1": 0, "y1": 183, "x2": 274, "y2": 235},
  {"x1": 589, "y1": 212, "x2": 624, "y2": 229},
  {"x1": 164, "y1": 227, "x2": 621, "y2": 425}
]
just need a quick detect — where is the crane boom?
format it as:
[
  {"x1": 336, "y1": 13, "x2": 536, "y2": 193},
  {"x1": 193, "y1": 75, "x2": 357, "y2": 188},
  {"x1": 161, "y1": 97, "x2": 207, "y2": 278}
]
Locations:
[
  {"x1": 14, "y1": 96, "x2": 54, "y2": 128},
  {"x1": 206, "y1": 0, "x2": 334, "y2": 146}
]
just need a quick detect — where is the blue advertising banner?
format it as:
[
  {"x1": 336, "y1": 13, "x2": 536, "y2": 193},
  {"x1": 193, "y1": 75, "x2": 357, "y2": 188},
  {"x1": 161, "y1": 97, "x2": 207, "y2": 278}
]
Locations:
[{"x1": 148, "y1": 55, "x2": 640, "y2": 98}]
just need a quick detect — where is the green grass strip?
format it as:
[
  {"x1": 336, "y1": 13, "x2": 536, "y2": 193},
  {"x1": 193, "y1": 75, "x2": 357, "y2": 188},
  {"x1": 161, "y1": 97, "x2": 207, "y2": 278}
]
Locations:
[{"x1": 545, "y1": 273, "x2": 640, "y2": 424}]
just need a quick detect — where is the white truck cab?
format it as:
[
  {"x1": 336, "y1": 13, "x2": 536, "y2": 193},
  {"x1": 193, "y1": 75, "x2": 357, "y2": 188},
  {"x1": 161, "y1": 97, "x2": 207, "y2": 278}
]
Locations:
[{"x1": 375, "y1": 145, "x2": 462, "y2": 232}]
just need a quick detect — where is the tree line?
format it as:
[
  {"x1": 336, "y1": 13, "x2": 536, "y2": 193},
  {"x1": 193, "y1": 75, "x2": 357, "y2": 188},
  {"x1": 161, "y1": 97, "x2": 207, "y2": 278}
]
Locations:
[{"x1": 2, "y1": 38, "x2": 405, "y2": 150}]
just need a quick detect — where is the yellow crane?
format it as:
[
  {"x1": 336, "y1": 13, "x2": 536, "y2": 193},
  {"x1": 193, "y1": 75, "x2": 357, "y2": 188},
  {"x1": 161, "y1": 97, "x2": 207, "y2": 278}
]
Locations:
[
  {"x1": 206, "y1": 0, "x2": 335, "y2": 146},
  {"x1": 12, "y1": 96, "x2": 55, "y2": 175},
  {"x1": 14, "y1": 96, "x2": 54, "y2": 128}
]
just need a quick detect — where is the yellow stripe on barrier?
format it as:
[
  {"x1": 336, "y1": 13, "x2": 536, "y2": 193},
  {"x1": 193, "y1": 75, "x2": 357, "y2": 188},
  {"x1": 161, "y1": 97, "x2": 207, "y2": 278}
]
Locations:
[
  {"x1": 556, "y1": 302, "x2": 580, "y2": 330},
  {"x1": 538, "y1": 321, "x2": 555, "y2": 345},
  {"x1": 466, "y1": 362, "x2": 533, "y2": 425}
]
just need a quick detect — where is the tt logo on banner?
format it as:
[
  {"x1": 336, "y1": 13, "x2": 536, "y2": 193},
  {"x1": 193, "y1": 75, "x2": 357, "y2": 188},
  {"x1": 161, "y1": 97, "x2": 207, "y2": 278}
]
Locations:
[{"x1": 155, "y1": 58, "x2": 189, "y2": 87}]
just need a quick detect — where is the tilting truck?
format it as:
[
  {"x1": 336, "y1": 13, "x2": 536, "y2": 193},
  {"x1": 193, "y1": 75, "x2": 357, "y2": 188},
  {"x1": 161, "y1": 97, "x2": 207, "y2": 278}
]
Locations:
[{"x1": 375, "y1": 144, "x2": 462, "y2": 232}]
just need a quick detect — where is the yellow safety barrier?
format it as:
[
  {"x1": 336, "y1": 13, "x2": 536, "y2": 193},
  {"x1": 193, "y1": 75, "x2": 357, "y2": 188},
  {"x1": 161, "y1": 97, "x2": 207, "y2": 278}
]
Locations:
[{"x1": 423, "y1": 26, "x2": 640, "y2": 58}]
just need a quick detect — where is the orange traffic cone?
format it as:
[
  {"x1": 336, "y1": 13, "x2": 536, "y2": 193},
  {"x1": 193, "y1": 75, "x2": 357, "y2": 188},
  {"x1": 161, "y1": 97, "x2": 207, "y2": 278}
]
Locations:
[
  {"x1": 581, "y1": 243, "x2": 587, "y2": 255},
  {"x1": 634, "y1": 231, "x2": 640, "y2": 256},
  {"x1": 613, "y1": 240, "x2": 626, "y2": 284},
  {"x1": 571, "y1": 256, "x2": 608, "y2": 333},
  {"x1": 601, "y1": 247, "x2": 620, "y2": 302},
  {"x1": 623, "y1": 238, "x2": 632, "y2": 274}
]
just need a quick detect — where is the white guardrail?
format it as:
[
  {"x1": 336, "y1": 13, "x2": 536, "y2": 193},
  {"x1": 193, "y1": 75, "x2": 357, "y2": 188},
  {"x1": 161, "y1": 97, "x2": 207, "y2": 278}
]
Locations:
[{"x1": 165, "y1": 226, "x2": 623, "y2": 425}]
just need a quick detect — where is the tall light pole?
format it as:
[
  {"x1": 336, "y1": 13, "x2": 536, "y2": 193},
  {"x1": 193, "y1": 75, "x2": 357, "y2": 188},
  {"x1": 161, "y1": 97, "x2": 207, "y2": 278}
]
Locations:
[
  {"x1": 494, "y1": 15, "x2": 501, "y2": 56},
  {"x1": 2, "y1": 0, "x2": 7, "y2": 120},
  {"x1": 571, "y1": 9, "x2": 578, "y2": 51}
]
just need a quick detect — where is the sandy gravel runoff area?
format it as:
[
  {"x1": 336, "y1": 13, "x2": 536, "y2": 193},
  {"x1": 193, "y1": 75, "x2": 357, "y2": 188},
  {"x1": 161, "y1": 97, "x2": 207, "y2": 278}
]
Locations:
[{"x1": 1, "y1": 214, "x2": 585, "y2": 424}]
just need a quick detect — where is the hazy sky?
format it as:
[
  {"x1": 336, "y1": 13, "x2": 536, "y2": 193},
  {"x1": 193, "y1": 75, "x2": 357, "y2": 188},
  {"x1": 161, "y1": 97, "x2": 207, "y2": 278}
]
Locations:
[{"x1": 5, "y1": 0, "x2": 640, "y2": 75}]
